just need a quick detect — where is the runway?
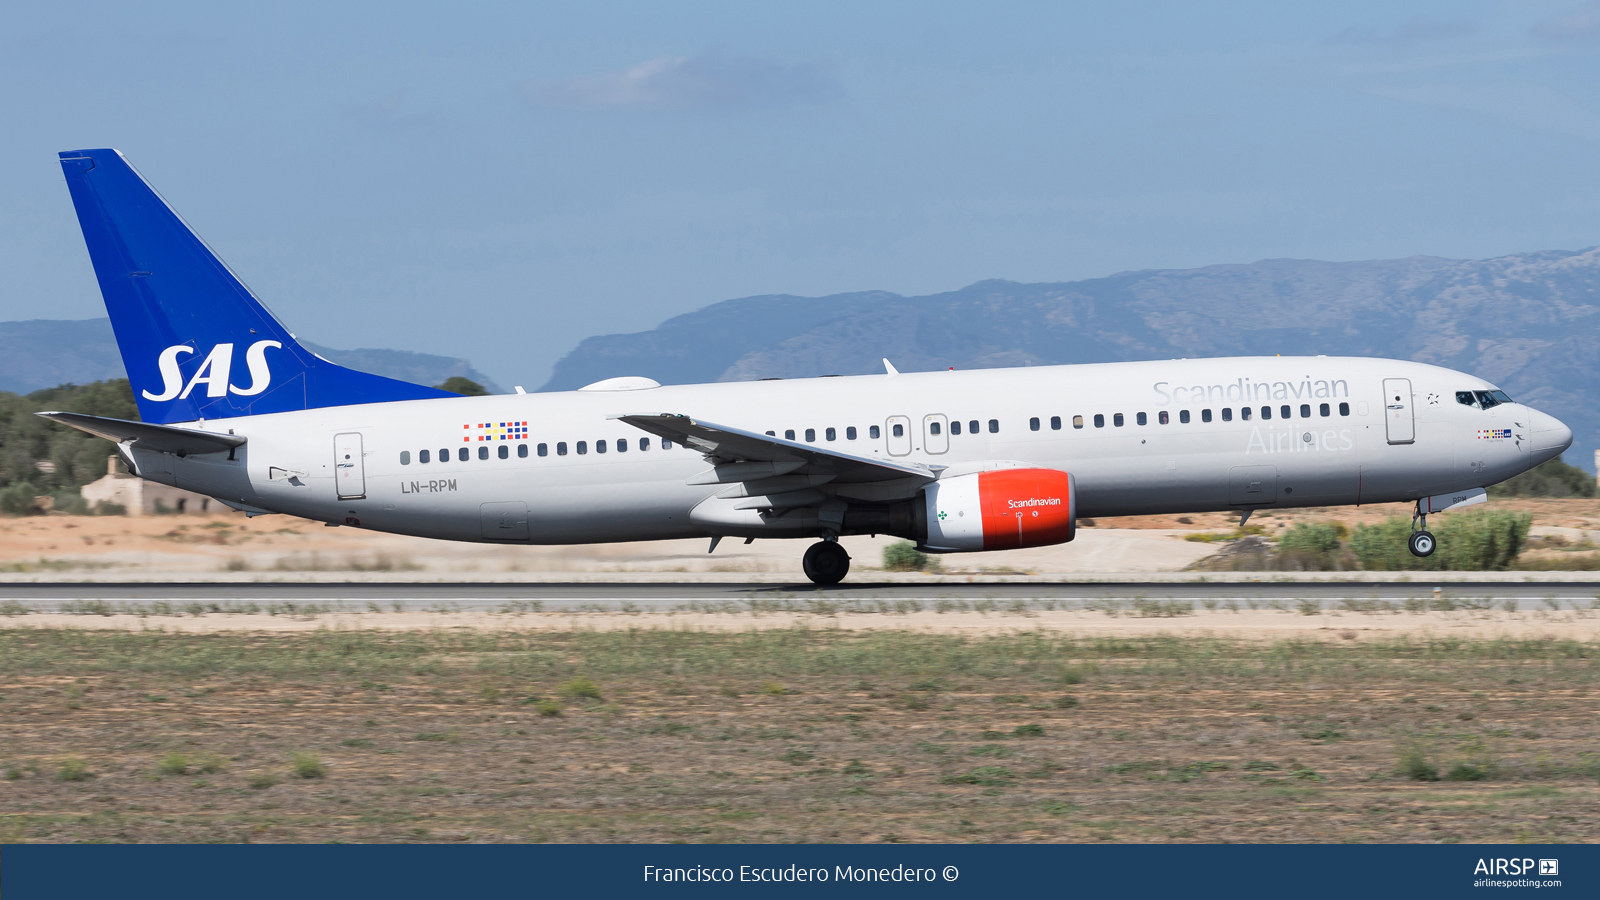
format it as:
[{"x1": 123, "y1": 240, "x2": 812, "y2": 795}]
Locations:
[{"x1": 3, "y1": 580, "x2": 1597, "y2": 612}]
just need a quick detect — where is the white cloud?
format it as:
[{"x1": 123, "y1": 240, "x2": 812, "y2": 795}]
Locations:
[
  {"x1": 524, "y1": 51, "x2": 838, "y2": 110},
  {"x1": 1532, "y1": 2, "x2": 1600, "y2": 41}
]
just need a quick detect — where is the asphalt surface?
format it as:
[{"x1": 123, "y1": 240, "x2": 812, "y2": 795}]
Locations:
[{"x1": 3, "y1": 580, "x2": 1598, "y2": 612}]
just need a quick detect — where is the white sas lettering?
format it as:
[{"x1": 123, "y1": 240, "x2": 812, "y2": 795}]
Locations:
[{"x1": 143, "y1": 345, "x2": 195, "y2": 401}]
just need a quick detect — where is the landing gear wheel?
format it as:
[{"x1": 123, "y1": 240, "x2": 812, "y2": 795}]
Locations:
[
  {"x1": 802, "y1": 541, "x2": 851, "y2": 585},
  {"x1": 1408, "y1": 530, "x2": 1437, "y2": 558}
]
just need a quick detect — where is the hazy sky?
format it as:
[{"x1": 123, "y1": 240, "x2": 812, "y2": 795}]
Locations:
[{"x1": 5, "y1": 2, "x2": 1600, "y2": 388}]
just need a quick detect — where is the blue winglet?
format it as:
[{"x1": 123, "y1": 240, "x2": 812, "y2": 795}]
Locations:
[{"x1": 58, "y1": 149, "x2": 454, "y2": 424}]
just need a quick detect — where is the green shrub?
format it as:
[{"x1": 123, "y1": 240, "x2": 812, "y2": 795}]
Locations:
[
  {"x1": 534, "y1": 699, "x2": 562, "y2": 717},
  {"x1": 289, "y1": 752, "x2": 326, "y2": 779},
  {"x1": 1446, "y1": 762, "x2": 1488, "y2": 781},
  {"x1": 882, "y1": 541, "x2": 931, "y2": 572},
  {"x1": 1489, "y1": 455, "x2": 1595, "y2": 498},
  {"x1": 156, "y1": 752, "x2": 189, "y2": 776},
  {"x1": 939, "y1": 766, "x2": 1016, "y2": 786},
  {"x1": 559, "y1": 677, "x2": 603, "y2": 700},
  {"x1": 249, "y1": 772, "x2": 280, "y2": 790},
  {"x1": 1397, "y1": 746, "x2": 1440, "y2": 781},
  {"x1": 1276, "y1": 522, "x2": 1350, "y2": 571},
  {"x1": 56, "y1": 757, "x2": 92, "y2": 782},
  {"x1": 1349, "y1": 509, "x2": 1531, "y2": 571}
]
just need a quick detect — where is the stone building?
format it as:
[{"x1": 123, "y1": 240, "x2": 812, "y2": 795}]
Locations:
[{"x1": 79, "y1": 456, "x2": 220, "y2": 515}]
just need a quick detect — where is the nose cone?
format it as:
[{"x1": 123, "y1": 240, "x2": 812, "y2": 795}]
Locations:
[{"x1": 1527, "y1": 408, "x2": 1573, "y2": 464}]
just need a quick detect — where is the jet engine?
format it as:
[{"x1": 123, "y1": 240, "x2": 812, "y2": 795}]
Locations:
[{"x1": 919, "y1": 467, "x2": 1076, "y2": 552}]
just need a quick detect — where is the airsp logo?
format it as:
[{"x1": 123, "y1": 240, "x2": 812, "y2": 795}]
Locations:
[{"x1": 143, "y1": 341, "x2": 282, "y2": 402}]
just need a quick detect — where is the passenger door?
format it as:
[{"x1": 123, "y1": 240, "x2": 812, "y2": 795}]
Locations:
[
  {"x1": 885, "y1": 416, "x2": 912, "y2": 456},
  {"x1": 480, "y1": 501, "x2": 529, "y2": 541},
  {"x1": 1382, "y1": 378, "x2": 1414, "y2": 444},
  {"x1": 923, "y1": 414, "x2": 949, "y2": 454},
  {"x1": 334, "y1": 432, "x2": 366, "y2": 499}
]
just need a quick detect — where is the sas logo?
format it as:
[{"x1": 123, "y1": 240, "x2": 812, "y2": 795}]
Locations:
[
  {"x1": 143, "y1": 341, "x2": 282, "y2": 402},
  {"x1": 1477, "y1": 428, "x2": 1512, "y2": 440}
]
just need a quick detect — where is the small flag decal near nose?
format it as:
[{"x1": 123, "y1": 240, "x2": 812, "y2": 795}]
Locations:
[
  {"x1": 1477, "y1": 429, "x2": 1511, "y2": 440},
  {"x1": 464, "y1": 421, "x2": 530, "y2": 441}
]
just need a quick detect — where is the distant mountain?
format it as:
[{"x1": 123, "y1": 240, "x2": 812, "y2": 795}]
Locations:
[
  {"x1": 543, "y1": 247, "x2": 1600, "y2": 471},
  {"x1": 0, "y1": 318, "x2": 501, "y2": 394}
]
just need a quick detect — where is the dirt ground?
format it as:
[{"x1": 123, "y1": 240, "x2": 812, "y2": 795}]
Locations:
[
  {"x1": 0, "y1": 627, "x2": 1595, "y2": 844},
  {"x1": 0, "y1": 498, "x2": 1597, "y2": 582}
]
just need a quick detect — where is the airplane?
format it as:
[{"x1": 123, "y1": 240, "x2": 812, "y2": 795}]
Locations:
[{"x1": 41, "y1": 149, "x2": 1575, "y2": 584}]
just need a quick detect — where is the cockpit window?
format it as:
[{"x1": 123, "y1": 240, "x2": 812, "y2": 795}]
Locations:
[
  {"x1": 1489, "y1": 390, "x2": 1512, "y2": 404},
  {"x1": 1456, "y1": 391, "x2": 1478, "y2": 408},
  {"x1": 1475, "y1": 390, "x2": 1501, "y2": 409}
]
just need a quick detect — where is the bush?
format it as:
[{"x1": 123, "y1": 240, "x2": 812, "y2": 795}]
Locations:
[
  {"x1": 289, "y1": 751, "x2": 326, "y2": 779},
  {"x1": 882, "y1": 541, "x2": 931, "y2": 572},
  {"x1": 434, "y1": 376, "x2": 488, "y2": 396},
  {"x1": 57, "y1": 757, "x2": 93, "y2": 782},
  {"x1": 1276, "y1": 522, "x2": 1349, "y2": 571},
  {"x1": 1489, "y1": 455, "x2": 1595, "y2": 498},
  {"x1": 534, "y1": 699, "x2": 563, "y2": 717},
  {"x1": 1349, "y1": 509, "x2": 1531, "y2": 571},
  {"x1": 249, "y1": 772, "x2": 280, "y2": 790},
  {"x1": 156, "y1": 752, "x2": 189, "y2": 776},
  {"x1": 1397, "y1": 747, "x2": 1440, "y2": 781},
  {"x1": 559, "y1": 677, "x2": 602, "y2": 700}
]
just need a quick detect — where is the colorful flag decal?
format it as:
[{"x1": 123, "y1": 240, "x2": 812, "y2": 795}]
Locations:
[{"x1": 463, "y1": 421, "x2": 530, "y2": 442}]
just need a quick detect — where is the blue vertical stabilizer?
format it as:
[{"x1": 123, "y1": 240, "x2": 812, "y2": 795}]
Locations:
[{"x1": 58, "y1": 149, "x2": 453, "y2": 424}]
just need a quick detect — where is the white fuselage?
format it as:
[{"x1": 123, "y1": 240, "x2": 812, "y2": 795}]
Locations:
[{"x1": 128, "y1": 356, "x2": 1568, "y2": 547}]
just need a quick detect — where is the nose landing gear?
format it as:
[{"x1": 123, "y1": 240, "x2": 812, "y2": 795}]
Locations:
[
  {"x1": 802, "y1": 540, "x2": 851, "y2": 585},
  {"x1": 1409, "y1": 505, "x2": 1437, "y2": 558}
]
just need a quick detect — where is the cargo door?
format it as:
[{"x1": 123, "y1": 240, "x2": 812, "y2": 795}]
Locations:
[
  {"x1": 923, "y1": 414, "x2": 949, "y2": 454},
  {"x1": 885, "y1": 415, "x2": 912, "y2": 456},
  {"x1": 1382, "y1": 378, "x2": 1414, "y2": 444},
  {"x1": 1227, "y1": 465, "x2": 1278, "y2": 506},
  {"x1": 334, "y1": 432, "x2": 366, "y2": 499},
  {"x1": 480, "y1": 501, "x2": 529, "y2": 541}
]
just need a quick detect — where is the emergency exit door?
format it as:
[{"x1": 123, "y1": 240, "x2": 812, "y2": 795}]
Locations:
[
  {"x1": 334, "y1": 433, "x2": 366, "y2": 499},
  {"x1": 1382, "y1": 378, "x2": 1414, "y2": 444},
  {"x1": 886, "y1": 416, "x2": 912, "y2": 456}
]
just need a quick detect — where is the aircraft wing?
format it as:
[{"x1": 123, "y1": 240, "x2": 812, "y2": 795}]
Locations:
[
  {"x1": 36, "y1": 411, "x2": 246, "y2": 456},
  {"x1": 614, "y1": 413, "x2": 937, "y2": 486}
]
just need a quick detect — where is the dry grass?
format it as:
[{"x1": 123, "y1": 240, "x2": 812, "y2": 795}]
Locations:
[{"x1": 0, "y1": 626, "x2": 1596, "y2": 844}]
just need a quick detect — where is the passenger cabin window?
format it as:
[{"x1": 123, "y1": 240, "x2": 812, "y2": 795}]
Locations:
[
  {"x1": 1201, "y1": 409, "x2": 1212, "y2": 423},
  {"x1": 968, "y1": 420, "x2": 979, "y2": 434},
  {"x1": 1221, "y1": 408, "x2": 1232, "y2": 422},
  {"x1": 662, "y1": 439, "x2": 672, "y2": 449},
  {"x1": 1338, "y1": 402, "x2": 1350, "y2": 416},
  {"x1": 785, "y1": 429, "x2": 796, "y2": 440},
  {"x1": 1300, "y1": 404, "x2": 1311, "y2": 418},
  {"x1": 893, "y1": 423, "x2": 904, "y2": 437},
  {"x1": 478, "y1": 446, "x2": 489, "y2": 460},
  {"x1": 870, "y1": 425, "x2": 881, "y2": 439},
  {"x1": 1280, "y1": 405, "x2": 1290, "y2": 420},
  {"x1": 1261, "y1": 406, "x2": 1271, "y2": 419},
  {"x1": 1030, "y1": 417, "x2": 1040, "y2": 431},
  {"x1": 518, "y1": 444, "x2": 528, "y2": 458},
  {"x1": 928, "y1": 422, "x2": 940, "y2": 435},
  {"x1": 1179, "y1": 410, "x2": 1190, "y2": 423},
  {"x1": 1072, "y1": 415, "x2": 1084, "y2": 429},
  {"x1": 401, "y1": 451, "x2": 412, "y2": 465},
  {"x1": 419, "y1": 450, "x2": 430, "y2": 464},
  {"x1": 805, "y1": 428, "x2": 816, "y2": 442},
  {"x1": 498, "y1": 444, "x2": 509, "y2": 459},
  {"x1": 988, "y1": 419, "x2": 999, "y2": 433},
  {"x1": 557, "y1": 442, "x2": 568, "y2": 456},
  {"x1": 951, "y1": 421, "x2": 962, "y2": 435},
  {"x1": 1051, "y1": 416, "x2": 1061, "y2": 430},
  {"x1": 617, "y1": 439, "x2": 628, "y2": 452},
  {"x1": 1113, "y1": 413, "x2": 1124, "y2": 427},
  {"x1": 640, "y1": 438, "x2": 650, "y2": 450},
  {"x1": 1093, "y1": 414, "x2": 1105, "y2": 428},
  {"x1": 1158, "y1": 411, "x2": 1169, "y2": 424},
  {"x1": 597, "y1": 440, "x2": 607, "y2": 454},
  {"x1": 826, "y1": 427, "x2": 836, "y2": 441},
  {"x1": 538, "y1": 443, "x2": 548, "y2": 456},
  {"x1": 458, "y1": 447, "x2": 469, "y2": 462},
  {"x1": 1136, "y1": 412, "x2": 1148, "y2": 425},
  {"x1": 846, "y1": 427, "x2": 857, "y2": 440},
  {"x1": 576, "y1": 441, "x2": 587, "y2": 455},
  {"x1": 1319, "y1": 403, "x2": 1330, "y2": 417}
]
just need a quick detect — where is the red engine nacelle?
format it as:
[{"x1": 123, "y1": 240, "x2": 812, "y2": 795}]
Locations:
[{"x1": 919, "y1": 467, "x2": 1076, "y2": 552}]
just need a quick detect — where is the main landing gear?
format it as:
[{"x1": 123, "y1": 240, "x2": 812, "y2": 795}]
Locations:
[
  {"x1": 802, "y1": 540, "x2": 851, "y2": 585},
  {"x1": 1409, "y1": 505, "x2": 1437, "y2": 558}
]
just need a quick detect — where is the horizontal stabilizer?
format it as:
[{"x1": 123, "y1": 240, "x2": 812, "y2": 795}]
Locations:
[{"x1": 36, "y1": 411, "x2": 245, "y2": 456}]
